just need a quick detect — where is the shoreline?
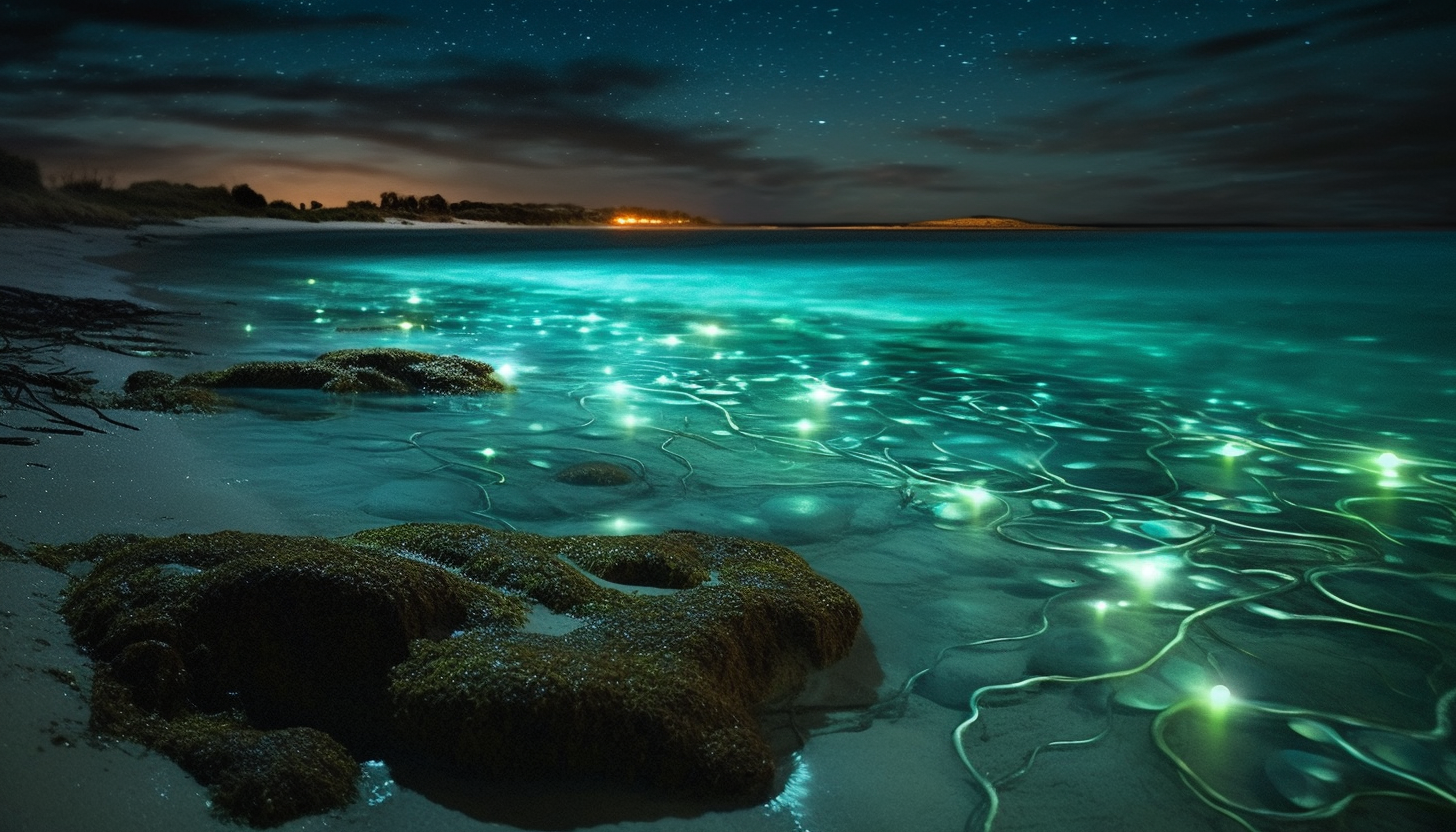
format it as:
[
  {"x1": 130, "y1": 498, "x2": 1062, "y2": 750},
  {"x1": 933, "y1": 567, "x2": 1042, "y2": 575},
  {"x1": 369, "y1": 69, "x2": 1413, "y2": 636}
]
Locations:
[{"x1": 0, "y1": 222, "x2": 308, "y2": 832}]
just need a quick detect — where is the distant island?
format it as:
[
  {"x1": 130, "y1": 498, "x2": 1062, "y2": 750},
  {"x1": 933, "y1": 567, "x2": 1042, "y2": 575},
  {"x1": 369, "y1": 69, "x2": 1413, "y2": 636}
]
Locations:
[
  {"x1": 743, "y1": 215, "x2": 1082, "y2": 230},
  {"x1": 0, "y1": 150, "x2": 709, "y2": 229}
]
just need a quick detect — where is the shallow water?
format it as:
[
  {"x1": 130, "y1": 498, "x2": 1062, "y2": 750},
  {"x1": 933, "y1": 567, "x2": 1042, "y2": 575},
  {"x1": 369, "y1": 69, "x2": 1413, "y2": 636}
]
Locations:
[{"x1": 106, "y1": 229, "x2": 1456, "y2": 831}]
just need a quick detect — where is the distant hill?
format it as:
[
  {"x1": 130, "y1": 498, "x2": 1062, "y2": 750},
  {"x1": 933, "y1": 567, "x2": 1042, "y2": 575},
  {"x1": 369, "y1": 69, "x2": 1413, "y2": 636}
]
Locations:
[{"x1": 909, "y1": 215, "x2": 1077, "y2": 230}]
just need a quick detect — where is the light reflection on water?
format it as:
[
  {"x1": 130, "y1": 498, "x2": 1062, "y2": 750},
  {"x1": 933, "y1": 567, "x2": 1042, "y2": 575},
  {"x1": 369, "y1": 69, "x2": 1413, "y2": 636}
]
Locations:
[{"x1": 122, "y1": 229, "x2": 1456, "y2": 831}]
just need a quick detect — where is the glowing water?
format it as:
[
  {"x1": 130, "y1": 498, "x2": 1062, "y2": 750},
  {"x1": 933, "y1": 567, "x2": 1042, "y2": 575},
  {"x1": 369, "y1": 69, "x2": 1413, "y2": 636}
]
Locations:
[{"x1": 117, "y1": 229, "x2": 1456, "y2": 831}]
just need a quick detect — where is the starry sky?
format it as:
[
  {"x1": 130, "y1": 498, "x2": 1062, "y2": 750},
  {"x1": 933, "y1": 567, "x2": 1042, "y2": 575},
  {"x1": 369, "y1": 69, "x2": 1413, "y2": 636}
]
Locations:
[{"x1": 2, "y1": 0, "x2": 1452, "y2": 223}]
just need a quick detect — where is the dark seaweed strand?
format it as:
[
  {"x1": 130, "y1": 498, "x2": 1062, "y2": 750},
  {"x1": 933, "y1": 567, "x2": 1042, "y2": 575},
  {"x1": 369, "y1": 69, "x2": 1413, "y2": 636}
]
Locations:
[{"x1": 0, "y1": 285, "x2": 190, "y2": 443}]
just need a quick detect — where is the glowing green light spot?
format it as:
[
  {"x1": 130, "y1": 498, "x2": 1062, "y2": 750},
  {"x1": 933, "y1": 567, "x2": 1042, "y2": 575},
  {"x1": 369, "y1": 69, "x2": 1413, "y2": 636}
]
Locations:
[
  {"x1": 480, "y1": 448, "x2": 496, "y2": 458},
  {"x1": 307, "y1": 278, "x2": 316, "y2": 285},
  {"x1": 796, "y1": 419, "x2": 814, "y2": 433},
  {"x1": 960, "y1": 485, "x2": 992, "y2": 506},
  {"x1": 1219, "y1": 443, "x2": 1250, "y2": 458},
  {"x1": 243, "y1": 324, "x2": 254, "y2": 333},
  {"x1": 1377, "y1": 452, "x2": 1401, "y2": 468},
  {"x1": 399, "y1": 322, "x2": 414, "y2": 331},
  {"x1": 1209, "y1": 684, "x2": 1232, "y2": 709},
  {"x1": 1136, "y1": 561, "x2": 1163, "y2": 589}
]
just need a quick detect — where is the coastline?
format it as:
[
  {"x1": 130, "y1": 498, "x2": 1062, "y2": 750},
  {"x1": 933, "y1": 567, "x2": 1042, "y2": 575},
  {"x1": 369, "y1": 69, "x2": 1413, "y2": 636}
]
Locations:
[
  {"x1": 0, "y1": 217, "x2": 535, "y2": 832},
  {"x1": 0, "y1": 219, "x2": 975, "y2": 832}
]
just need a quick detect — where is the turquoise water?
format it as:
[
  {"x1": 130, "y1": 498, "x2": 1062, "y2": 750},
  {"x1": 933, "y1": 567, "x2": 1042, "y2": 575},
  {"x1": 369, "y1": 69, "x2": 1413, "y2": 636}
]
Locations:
[{"x1": 116, "y1": 229, "x2": 1456, "y2": 831}]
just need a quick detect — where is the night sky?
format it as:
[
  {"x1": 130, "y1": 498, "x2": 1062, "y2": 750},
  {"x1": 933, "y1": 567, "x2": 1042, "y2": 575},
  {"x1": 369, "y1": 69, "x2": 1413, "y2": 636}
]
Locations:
[{"x1": 2, "y1": 0, "x2": 1452, "y2": 223}]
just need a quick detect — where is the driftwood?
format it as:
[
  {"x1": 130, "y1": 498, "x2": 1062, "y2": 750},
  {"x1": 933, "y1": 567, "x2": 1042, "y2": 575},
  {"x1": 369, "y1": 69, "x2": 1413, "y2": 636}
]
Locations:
[{"x1": 0, "y1": 285, "x2": 192, "y2": 444}]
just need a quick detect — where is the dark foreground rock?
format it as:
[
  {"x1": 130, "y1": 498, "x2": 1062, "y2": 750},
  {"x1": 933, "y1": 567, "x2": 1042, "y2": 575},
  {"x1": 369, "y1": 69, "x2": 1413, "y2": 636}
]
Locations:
[
  {"x1": 42, "y1": 523, "x2": 861, "y2": 826},
  {"x1": 117, "y1": 348, "x2": 509, "y2": 412}
]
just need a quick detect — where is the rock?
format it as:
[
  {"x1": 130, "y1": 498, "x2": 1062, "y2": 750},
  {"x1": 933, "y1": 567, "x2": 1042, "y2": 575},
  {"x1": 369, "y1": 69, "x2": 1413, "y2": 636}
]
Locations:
[
  {"x1": 186, "y1": 348, "x2": 508, "y2": 394},
  {"x1": 116, "y1": 369, "x2": 225, "y2": 413},
  {"x1": 118, "y1": 348, "x2": 509, "y2": 412},
  {"x1": 553, "y1": 461, "x2": 636, "y2": 486},
  {"x1": 55, "y1": 523, "x2": 862, "y2": 825}
]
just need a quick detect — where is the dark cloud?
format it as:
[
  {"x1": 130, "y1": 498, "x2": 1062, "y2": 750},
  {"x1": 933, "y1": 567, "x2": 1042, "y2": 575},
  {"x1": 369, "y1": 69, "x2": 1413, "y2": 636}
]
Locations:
[
  {"x1": 843, "y1": 163, "x2": 979, "y2": 193},
  {"x1": 1, "y1": 56, "x2": 842, "y2": 193},
  {"x1": 926, "y1": 0, "x2": 1456, "y2": 222},
  {"x1": 1015, "y1": 0, "x2": 1456, "y2": 84},
  {"x1": 0, "y1": 0, "x2": 399, "y2": 65},
  {"x1": 1285, "y1": 0, "x2": 1456, "y2": 42},
  {"x1": 1184, "y1": 22, "x2": 1316, "y2": 60}
]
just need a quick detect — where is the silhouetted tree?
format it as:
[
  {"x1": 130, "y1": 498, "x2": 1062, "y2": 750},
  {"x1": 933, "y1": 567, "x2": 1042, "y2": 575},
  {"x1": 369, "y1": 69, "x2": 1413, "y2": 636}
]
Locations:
[
  {"x1": 230, "y1": 183, "x2": 267, "y2": 210},
  {"x1": 310, "y1": 200, "x2": 323, "y2": 210},
  {"x1": 0, "y1": 150, "x2": 44, "y2": 192},
  {"x1": 418, "y1": 193, "x2": 448, "y2": 214}
]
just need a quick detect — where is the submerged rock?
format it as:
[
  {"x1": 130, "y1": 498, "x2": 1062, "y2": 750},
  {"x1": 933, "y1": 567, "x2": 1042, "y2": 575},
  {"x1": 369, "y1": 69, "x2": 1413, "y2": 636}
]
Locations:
[
  {"x1": 117, "y1": 348, "x2": 509, "y2": 411},
  {"x1": 53, "y1": 523, "x2": 862, "y2": 825},
  {"x1": 553, "y1": 460, "x2": 637, "y2": 486}
]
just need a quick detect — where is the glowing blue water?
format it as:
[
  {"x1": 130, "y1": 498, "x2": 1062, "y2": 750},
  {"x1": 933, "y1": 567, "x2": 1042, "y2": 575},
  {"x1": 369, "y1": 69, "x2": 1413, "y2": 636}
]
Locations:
[{"x1": 118, "y1": 229, "x2": 1456, "y2": 832}]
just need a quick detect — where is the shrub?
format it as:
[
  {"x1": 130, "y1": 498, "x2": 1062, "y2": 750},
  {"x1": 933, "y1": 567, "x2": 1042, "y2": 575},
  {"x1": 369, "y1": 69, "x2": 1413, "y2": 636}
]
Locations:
[{"x1": 231, "y1": 184, "x2": 267, "y2": 211}]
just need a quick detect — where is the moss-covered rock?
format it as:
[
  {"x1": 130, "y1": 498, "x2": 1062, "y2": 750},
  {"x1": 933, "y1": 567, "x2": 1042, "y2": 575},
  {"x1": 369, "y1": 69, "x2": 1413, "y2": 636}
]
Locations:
[
  {"x1": 182, "y1": 348, "x2": 508, "y2": 394},
  {"x1": 55, "y1": 523, "x2": 861, "y2": 825},
  {"x1": 117, "y1": 348, "x2": 509, "y2": 412},
  {"x1": 115, "y1": 370, "x2": 227, "y2": 413},
  {"x1": 553, "y1": 460, "x2": 637, "y2": 486},
  {"x1": 349, "y1": 525, "x2": 861, "y2": 797}
]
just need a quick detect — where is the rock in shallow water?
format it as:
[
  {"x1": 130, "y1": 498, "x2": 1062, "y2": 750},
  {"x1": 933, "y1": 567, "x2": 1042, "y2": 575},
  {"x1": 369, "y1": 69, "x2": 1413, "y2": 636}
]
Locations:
[
  {"x1": 117, "y1": 347, "x2": 510, "y2": 412},
  {"x1": 50, "y1": 523, "x2": 863, "y2": 826},
  {"x1": 553, "y1": 460, "x2": 636, "y2": 486}
]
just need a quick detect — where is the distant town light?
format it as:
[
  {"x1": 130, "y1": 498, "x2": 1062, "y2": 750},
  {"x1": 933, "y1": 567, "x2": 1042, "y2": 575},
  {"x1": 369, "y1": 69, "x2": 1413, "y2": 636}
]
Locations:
[{"x1": 612, "y1": 215, "x2": 689, "y2": 225}]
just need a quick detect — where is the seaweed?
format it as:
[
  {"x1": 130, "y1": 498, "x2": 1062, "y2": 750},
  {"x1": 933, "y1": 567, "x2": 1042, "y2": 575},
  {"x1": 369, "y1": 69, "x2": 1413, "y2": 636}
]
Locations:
[
  {"x1": 0, "y1": 285, "x2": 189, "y2": 443},
  {"x1": 54, "y1": 523, "x2": 862, "y2": 825}
]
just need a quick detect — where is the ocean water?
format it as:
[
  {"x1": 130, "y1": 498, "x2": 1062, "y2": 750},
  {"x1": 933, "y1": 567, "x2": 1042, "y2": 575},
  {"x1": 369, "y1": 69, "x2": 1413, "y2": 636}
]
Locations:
[{"x1": 109, "y1": 229, "x2": 1456, "y2": 831}]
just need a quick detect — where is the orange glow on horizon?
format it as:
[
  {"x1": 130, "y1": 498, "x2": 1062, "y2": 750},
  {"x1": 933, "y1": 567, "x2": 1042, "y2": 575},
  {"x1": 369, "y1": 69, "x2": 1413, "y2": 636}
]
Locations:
[{"x1": 612, "y1": 215, "x2": 688, "y2": 225}]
